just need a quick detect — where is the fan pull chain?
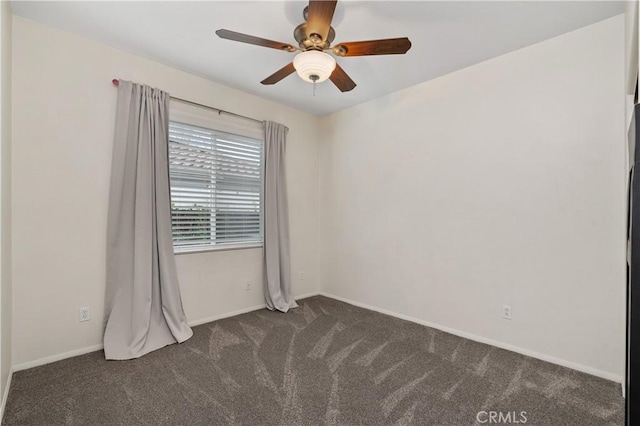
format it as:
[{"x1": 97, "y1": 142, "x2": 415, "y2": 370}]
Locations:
[{"x1": 310, "y1": 74, "x2": 319, "y2": 97}]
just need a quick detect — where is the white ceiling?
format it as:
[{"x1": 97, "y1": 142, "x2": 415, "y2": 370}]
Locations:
[{"x1": 11, "y1": 1, "x2": 625, "y2": 116}]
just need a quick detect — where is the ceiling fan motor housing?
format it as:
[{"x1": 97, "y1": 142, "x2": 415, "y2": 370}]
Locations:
[{"x1": 294, "y1": 23, "x2": 336, "y2": 51}]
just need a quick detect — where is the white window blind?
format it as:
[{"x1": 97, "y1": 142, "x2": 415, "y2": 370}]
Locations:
[{"x1": 168, "y1": 121, "x2": 264, "y2": 252}]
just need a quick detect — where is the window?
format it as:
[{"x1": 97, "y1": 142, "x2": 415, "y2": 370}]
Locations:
[{"x1": 168, "y1": 121, "x2": 264, "y2": 252}]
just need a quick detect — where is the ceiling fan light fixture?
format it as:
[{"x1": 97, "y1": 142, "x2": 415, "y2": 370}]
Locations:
[{"x1": 293, "y1": 50, "x2": 336, "y2": 83}]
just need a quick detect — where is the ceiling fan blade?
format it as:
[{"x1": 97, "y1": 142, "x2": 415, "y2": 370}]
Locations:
[
  {"x1": 330, "y1": 63, "x2": 356, "y2": 92},
  {"x1": 307, "y1": 0, "x2": 337, "y2": 43},
  {"x1": 261, "y1": 63, "x2": 296, "y2": 85},
  {"x1": 332, "y1": 38, "x2": 412, "y2": 57},
  {"x1": 216, "y1": 29, "x2": 297, "y2": 52}
]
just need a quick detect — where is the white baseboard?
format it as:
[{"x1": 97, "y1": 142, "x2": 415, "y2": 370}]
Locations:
[
  {"x1": 188, "y1": 304, "x2": 267, "y2": 327},
  {"x1": 10, "y1": 306, "x2": 270, "y2": 372},
  {"x1": 188, "y1": 291, "x2": 319, "y2": 327},
  {"x1": 12, "y1": 344, "x2": 104, "y2": 373},
  {"x1": 0, "y1": 368, "x2": 12, "y2": 422},
  {"x1": 319, "y1": 292, "x2": 624, "y2": 385},
  {"x1": 295, "y1": 291, "x2": 321, "y2": 301},
  {"x1": 10, "y1": 291, "x2": 322, "y2": 374}
]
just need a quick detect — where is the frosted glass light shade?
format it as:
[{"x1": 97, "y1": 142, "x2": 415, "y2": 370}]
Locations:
[{"x1": 293, "y1": 51, "x2": 336, "y2": 83}]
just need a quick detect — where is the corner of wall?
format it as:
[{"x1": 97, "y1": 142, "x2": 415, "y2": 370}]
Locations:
[
  {"x1": 0, "y1": 0, "x2": 13, "y2": 420},
  {"x1": 315, "y1": 112, "x2": 331, "y2": 295},
  {"x1": 314, "y1": 113, "x2": 325, "y2": 296}
]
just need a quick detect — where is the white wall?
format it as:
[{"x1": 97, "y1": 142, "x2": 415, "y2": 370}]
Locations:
[
  {"x1": 625, "y1": 0, "x2": 638, "y2": 131},
  {"x1": 625, "y1": 1, "x2": 638, "y2": 95},
  {"x1": 11, "y1": 16, "x2": 321, "y2": 366},
  {"x1": 0, "y1": 0, "x2": 12, "y2": 404},
  {"x1": 319, "y1": 16, "x2": 626, "y2": 380}
]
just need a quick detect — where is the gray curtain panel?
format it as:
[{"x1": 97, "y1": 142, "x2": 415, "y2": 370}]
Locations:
[
  {"x1": 263, "y1": 121, "x2": 299, "y2": 312},
  {"x1": 104, "y1": 80, "x2": 193, "y2": 360}
]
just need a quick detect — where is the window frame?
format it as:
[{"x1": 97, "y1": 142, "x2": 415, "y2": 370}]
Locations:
[{"x1": 168, "y1": 102, "x2": 264, "y2": 254}]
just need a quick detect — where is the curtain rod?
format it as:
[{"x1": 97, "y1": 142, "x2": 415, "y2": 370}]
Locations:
[{"x1": 111, "y1": 79, "x2": 263, "y2": 125}]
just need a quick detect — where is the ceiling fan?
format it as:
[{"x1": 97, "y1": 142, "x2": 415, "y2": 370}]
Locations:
[{"x1": 215, "y1": 0, "x2": 412, "y2": 92}]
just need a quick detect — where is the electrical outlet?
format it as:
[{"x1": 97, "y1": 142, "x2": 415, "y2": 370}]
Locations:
[
  {"x1": 79, "y1": 307, "x2": 90, "y2": 322},
  {"x1": 502, "y1": 305, "x2": 512, "y2": 320},
  {"x1": 298, "y1": 271, "x2": 304, "y2": 280},
  {"x1": 245, "y1": 281, "x2": 252, "y2": 291}
]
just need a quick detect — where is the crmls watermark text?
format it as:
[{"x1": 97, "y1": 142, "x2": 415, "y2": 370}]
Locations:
[{"x1": 476, "y1": 411, "x2": 528, "y2": 424}]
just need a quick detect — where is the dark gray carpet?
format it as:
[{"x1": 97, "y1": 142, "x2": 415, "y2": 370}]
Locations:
[{"x1": 2, "y1": 296, "x2": 623, "y2": 425}]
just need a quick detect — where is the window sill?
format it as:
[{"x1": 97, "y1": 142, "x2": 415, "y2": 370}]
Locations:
[{"x1": 174, "y1": 243, "x2": 263, "y2": 255}]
